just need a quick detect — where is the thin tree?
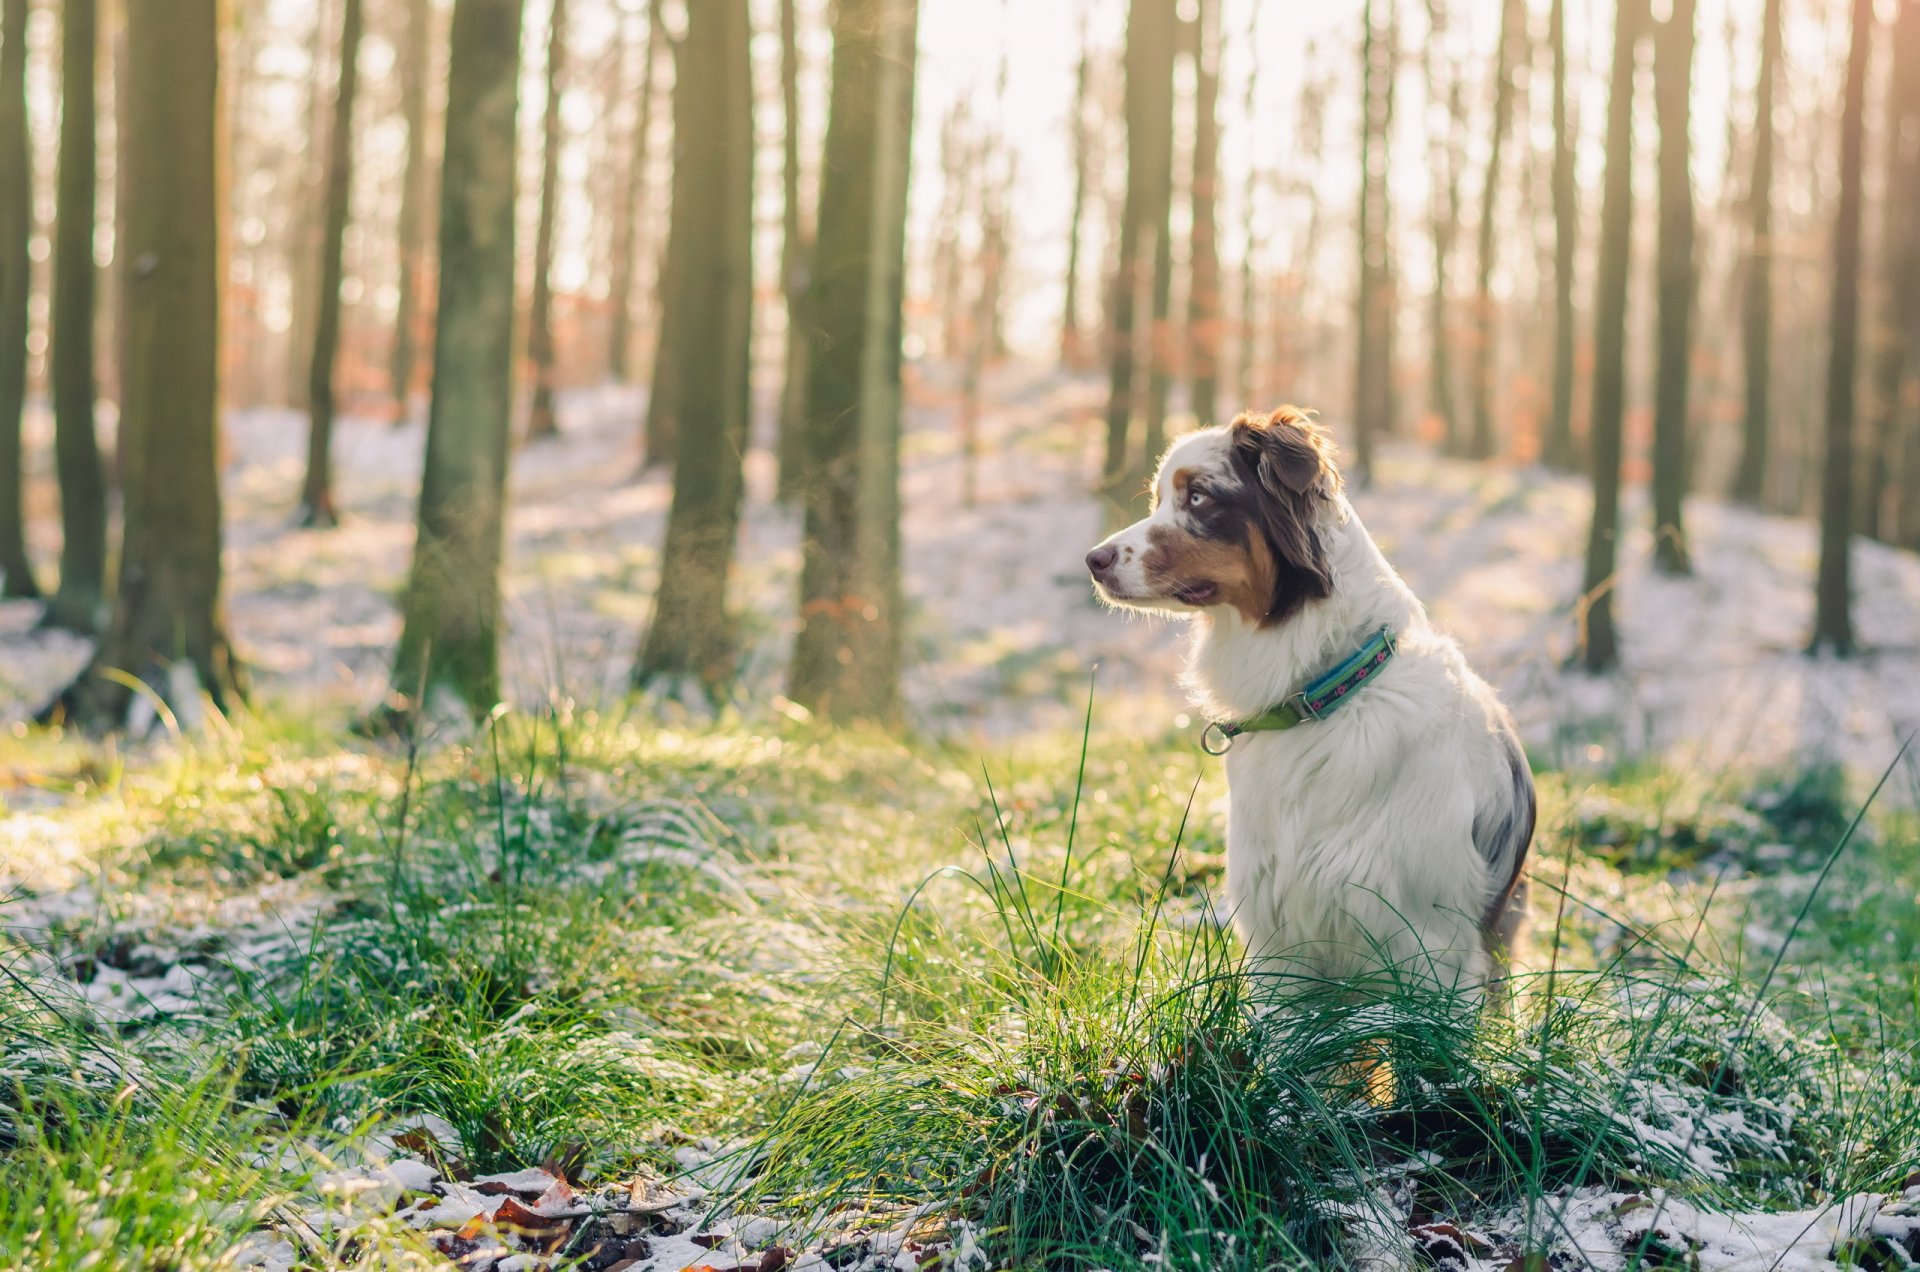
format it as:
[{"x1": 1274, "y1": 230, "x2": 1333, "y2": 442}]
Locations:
[
  {"x1": 388, "y1": 0, "x2": 528, "y2": 716},
  {"x1": 776, "y1": 0, "x2": 813, "y2": 499},
  {"x1": 1465, "y1": 0, "x2": 1522, "y2": 461},
  {"x1": 43, "y1": 0, "x2": 107, "y2": 632},
  {"x1": 1730, "y1": 0, "x2": 1781, "y2": 505},
  {"x1": 1544, "y1": 0, "x2": 1579, "y2": 470},
  {"x1": 1233, "y1": 0, "x2": 1261, "y2": 409},
  {"x1": 1187, "y1": 0, "x2": 1222, "y2": 425},
  {"x1": 1423, "y1": 0, "x2": 1463, "y2": 448},
  {"x1": 298, "y1": 0, "x2": 365, "y2": 527},
  {"x1": 633, "y1": 0, "x2": 754, "y2": 696},
  {"x1": 1061, "y1": 0, "x2": 1093, "y2": 370},
  {"x1": 1650, "y1": 0, "x2": 1695, "y2": 573},
  {"x1": 49, "y1": 0, "x2": 241, "y2": 727},
  {"x1": 1862, "y1": 0, "x2": 1920, "y2": 541},
  {"x1": 1101, "y1": 0, "x2": 1177, "y2": 519},
  {"x1": 606, "y1": 0, "x2": 660, "y2": 385},
  {"x1": 0, "y1": 0, "x2": 36, "y2": 598},
  {"x1": 788, "y1": 0, "x2": 920, "y2": 722},
  {"x1": 525, "y1": 0, "x2": 568, "y2": 441},
  {"x1": 287, "y1": 1, "x2": 334, "y2": 412},
  {"x1": 389, "y1": 0, "x2": 434, "y2": 419},
  {"x1": 1578, "y1": 0, "x2": 1644, "y2": 673},
  {"x1": 1810, "y1": 0, "x2": 1872, "y2": 655},
  {"x1": 1352, "y1": 0, "x2": 1396, "y2": 485}
]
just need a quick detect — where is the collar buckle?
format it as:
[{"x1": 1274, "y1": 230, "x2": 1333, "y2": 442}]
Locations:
[
  {"x1": 1288, "y1": 690, "x2": 1323, "y2": 722},
  {"x1": 1199, "y1": 721, "x2": 1236, "y2": 755}
]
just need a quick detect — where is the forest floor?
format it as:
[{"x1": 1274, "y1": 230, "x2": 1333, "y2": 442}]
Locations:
[{"x1": 2, "y1": 367, "x2": 1919, "y2": 1269}]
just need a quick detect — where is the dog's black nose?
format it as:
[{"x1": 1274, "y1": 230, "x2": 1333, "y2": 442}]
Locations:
[{"x1": 1086, "y1": 545, "x2": 1118, "y2": 576}]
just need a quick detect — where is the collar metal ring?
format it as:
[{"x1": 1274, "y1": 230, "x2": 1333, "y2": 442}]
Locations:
[{"x1": 1200, "y1": 721, "x2": 1234, "y2": 755}]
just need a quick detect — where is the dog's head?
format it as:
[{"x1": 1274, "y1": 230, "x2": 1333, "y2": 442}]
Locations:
[{"x1": 1085, "y1": 406, "x2": 1342, "y2": 625}]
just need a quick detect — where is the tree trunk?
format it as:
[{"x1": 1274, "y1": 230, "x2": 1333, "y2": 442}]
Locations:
[
  {"x1": 298, "y1": 0, "x2": 365, "y2": 528},
  {"x1": 43, "y1": 0, "x2": 107, "y2": 633},
  {"x1": 1650, "y1": 0, "x2": 1695, "y2": 573},
  {"x1": 633, "y1": 0, "x2": 754, "y2": 697},
  {"x1": 1466, "y1": 0, "x2": 1522, "y2": 461},
  {"x1": 1730, "y1": 0, "x2": 1780, "y2": 505},
  {"x1": 787, "y1": 0, "x2": 919, "y2": 723},
  {"x1": 524, "y1": 0, "x2": 568, "y2": 442},
  {"x1": 1811, "y1": 0, "x2": 1872, "y2": 656},
  {"x1": 607, "y1": 0, "x2": 661, "y2": 386},
  {"x1": 389, "y1": 0, "x2": 527, "y2": 716},
  {"x1": 49, "y1": 0, "x2": 241, "y2": 728},
  {"x1": 1186, "y1": 0, "x2": 1221, "y2": 425},
  {"x1": 1578, "y1": 0, "x2": 1643, "y2": 673},
  {"x1": 1424, "y1": 0, "x2": 1462, "y2": 450},
  {"x1": 775, "y1": 0, "x2": 814, "y2": 500},
  {"x1": 287, "y1": 1, "x2": 333, "y2": 412},
  {"x1": 1061, "y1": 1, "x2": 1092, "y2": 370},
  {"x1": 0, "y1": 0, "x2": 37, "y2": 599},
  {"x1": 1352, "y1": 0, "x2": 1396, "y2": 485},
  {"x1": 1863, "y1": 0, "x2": 1920, "y2": 542},
  {"x1": 1101, "y1": 0, "x2": 1176, "y2": 520},
  {"x1": 389, "y1": 0, "x2": 434, "y2": 422},
  {"x1": 1545, "y1": 0, "x2": 1579, "y2": 471},
  {"x1": 1233, "y1": 0, "x2": 1261, "y2": 410},
  {"x1": 640, "y1": 13, "x2": 684, "y2": 470}
]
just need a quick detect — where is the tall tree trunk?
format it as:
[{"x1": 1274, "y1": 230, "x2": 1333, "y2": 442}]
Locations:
[
  {"x1": 1466, "y1": 0, "x2": 1522, "y2": 461},
  {"x1": 1811, "y1": 0, "x2": 1872, "y2": 656},
  {"x1": 44, "y1": 0, "x2": 107, "y2": 632},
  {"x1": 633, "y1": 0, "x2": 754, "y2": 697},
  {"x1": 606, "y1": 0, "x2": 661, "y2": 386},
  {"x1": 389, "y1": 0, "x2": 434, "y2": 421},
  {"x1": 525, "y1": 0, "x2": 568, "y2": 441},
  {"x1": 788, "y1": 0, "x2": 919, "y2": 723},
  {"x1": 1650, "y1": 0, "x2": 1695, "y2": 573},
  {"x1": 1060, "y1": 0, "x2": 1092, "y2": 370},
  {"x1": 1424, "y1": 0, "x2": 1462, "y2": 449},
  {"x1": 49, "y1": 0, "x2": 241, "y2": 727},
  {"x1": 1545, "y1": 0, "x2": 1579, "y2": 470},
  {"x1": 298, "y1": 0, "x2": 365, "y2": 528},
  {"x1": 1730, "y1": 0, "x2": 1780, "y2": 505},
  {"x1": 775, "y1": 0, "x2": 814, "y2": 500},
  {"x1": 1863, "y1": 0, "x2": 1920, "y2": 541},
  {"x1": 640, "y1": 13, "x2": 684, "y2": 469},
  {"x1": 287, "y1": 1, "x2": 333, "y2": 412},
  {"x1": 1101, "y1": 0, "x2": 1176, "y2": 521},
  {"x1": 1578, "y1": 0, "x2": 1643, "y2": 673},
  {"x1": 1352, "y1": 0, "x2": 1396, "y2": 485},
  {"x1": 389, "y1": 0, "x2": 527, "y2": 716},
  {"x1": 1233, "y1": 0, "x2": 1261, "y2": 410},
  {"x1": 0, "y1": 0, "x2": 37, "y2": 599},
  {"x1": 1186, "y1": 0, "x2": 1221, "y2": 425}
]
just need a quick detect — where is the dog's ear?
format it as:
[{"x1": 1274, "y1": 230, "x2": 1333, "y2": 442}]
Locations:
[{"x1": 1228, "y1": 406, "x2": 1338, "y2": 622}]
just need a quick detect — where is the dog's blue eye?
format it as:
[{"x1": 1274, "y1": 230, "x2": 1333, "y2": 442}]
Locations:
[{"x1": 1187, "y1": 488, "x2": 1208, "y2": 507}]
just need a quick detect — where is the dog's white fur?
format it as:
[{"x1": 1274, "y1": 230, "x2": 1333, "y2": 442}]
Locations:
[{"x1": 1090, "y1": 423, "x2": 1533, "y2": 995}]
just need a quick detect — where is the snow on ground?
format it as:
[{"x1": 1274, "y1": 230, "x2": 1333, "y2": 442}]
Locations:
[{"x1": 3, "y1": 364, "x2": 1919, "y2": 789}]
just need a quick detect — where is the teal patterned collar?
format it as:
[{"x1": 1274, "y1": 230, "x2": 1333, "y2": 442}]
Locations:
[{"x1": 1200, "y1": 627, "x2": 1398, "y2": 755}]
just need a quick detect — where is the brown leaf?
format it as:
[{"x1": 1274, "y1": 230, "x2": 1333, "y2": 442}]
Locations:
[
  {"x1": 492, "y1": 1194, "x2": 571, "y2": 1240},
  {"x1": 757, "y1": 1248, "x2": 795, "y2": 1272},
  {"x1": 1503, "y1": 1255, "x2": 1552, "y2": 1272}
]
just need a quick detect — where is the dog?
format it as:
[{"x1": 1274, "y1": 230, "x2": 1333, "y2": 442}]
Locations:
[{"x1": 1086, "y1": 406, "x2": 1533, "y2": 998}]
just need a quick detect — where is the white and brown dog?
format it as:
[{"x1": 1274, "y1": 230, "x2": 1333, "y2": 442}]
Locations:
[{"x1": 1086, "y1": 407, "x2": 1533, "y2": 997}]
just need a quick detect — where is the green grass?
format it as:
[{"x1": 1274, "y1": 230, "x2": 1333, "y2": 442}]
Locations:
[{"x1": 1, "y1": 702, "x2": 1916, "y2": 1269}]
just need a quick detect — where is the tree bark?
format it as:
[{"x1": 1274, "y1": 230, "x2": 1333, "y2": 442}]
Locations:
[
  {"x1": 1578, "y1": 0, "x2": 1643, "y2": 673},
  {"x1": 633, "y1": 0, "x2": 754, "y2": 697},
  {"x1": 1061, "y1": 1, "x2": 1093, "y2": 370},
  {"x1": 787, "y1": 0, "x2": 919, "y2": 723},
  {"x1": 1811, "y1": 0, "x2": 1872, "y2": 656},
  {"x1": 44, "y1": 0, "x2": 108, "y2": 632},
  {"x1": 298, "y1": 0, "x2": 365, "y2": 528},
  {"x1": 0, "y1": 0, "x2": 38, "y2": 598},
  {"x1": 775, "y1": 0, "x2": 813, "y2": 500},
  {"x1": 49, "y1": 0, "x2": 242, "y2": 728},
  {"x1": 1101, "y1": 0, "x2": 1177, "y2": 520},
  {"x1": 1187, "y1": 0, "x2": 1221, "y2": 425},
  {"x1": 1545, "y1": 0, "x2": 1579, "y2": 470},
  {"x1": 1730, "y1": 0, "x2": 1780, "y2": 505},
  {"x1": 640, "y1": 12, "x2": 684, "y2": 470},
  {"x1": 388, "y1": 0, "x2": 435, "y2": 421},
  {"x1": 1352, "y1": 0, "x2": 1396, "y2": 485},
  {"x1": 1466, "y1": 0, "x2": 1522, "y2": 461},
  {"x1": 1650, "y1": 0, "x2": 1695, "y2": 573},
  {"x1": 287, "y1": 2, "x2": 334, "y2": 412},
  {"x1": 607, "y1": 0, "x2": 661, "y2": 386},
  {"x1": 1863, "y1": 0, "x2": 1920, "y2": 542},
  {"x1": 524, "y1": 0, "x2": 568, "y2": 442},
  {"x1": 389, "y1": 0, "x2": 527, "y2": 716},
  {"x1": 1424, "y1": 0, "x2": 1462, "y2": 450}
]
